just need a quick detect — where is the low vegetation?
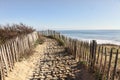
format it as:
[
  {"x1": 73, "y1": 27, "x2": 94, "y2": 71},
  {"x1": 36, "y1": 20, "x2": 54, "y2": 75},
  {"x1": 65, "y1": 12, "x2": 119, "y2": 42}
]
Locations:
[
  {"x1": 0, "y1": 23, "x2": 35, "y2": 44},
  {"x1": 45, "y1": 35, "x2": 65, "y2": 46},
  {"x1": 94, "y1": 71, "x2": 103, "y2": 80},
  {"x1": 34, "y1": 38, "x2": 44, "y2": 47}
]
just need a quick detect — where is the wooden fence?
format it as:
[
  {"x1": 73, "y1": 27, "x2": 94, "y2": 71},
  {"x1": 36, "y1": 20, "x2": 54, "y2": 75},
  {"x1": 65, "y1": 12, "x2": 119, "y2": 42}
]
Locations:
[
  {"x1": 40, "y1": 30, "x2": 120, "y2": 80},
  {"x1": 0, "y1": 31, "x2": 38, "y2": 80}
]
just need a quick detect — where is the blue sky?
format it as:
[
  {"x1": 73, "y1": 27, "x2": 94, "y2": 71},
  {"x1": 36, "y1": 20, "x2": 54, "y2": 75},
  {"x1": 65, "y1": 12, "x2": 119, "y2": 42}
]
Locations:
[{"x1": 0, "y1": 0, "x2": 120, "y2": 30}]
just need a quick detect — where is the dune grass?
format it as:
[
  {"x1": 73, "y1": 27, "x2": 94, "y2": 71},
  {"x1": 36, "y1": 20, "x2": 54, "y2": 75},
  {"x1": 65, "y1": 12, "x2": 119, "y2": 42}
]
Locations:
[{"x1": 0, "y1": 23, "x2": 35, "y2": 44}]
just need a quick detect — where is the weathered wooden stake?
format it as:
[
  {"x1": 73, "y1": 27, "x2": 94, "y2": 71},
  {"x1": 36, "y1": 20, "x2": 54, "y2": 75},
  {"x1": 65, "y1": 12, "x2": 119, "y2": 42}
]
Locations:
[
  {"x1": 106, "y1": 48, "x2": 113, "y2": 80},
  {"x1": 111, "y1": 49, "x2": 119, "y2": 80}
]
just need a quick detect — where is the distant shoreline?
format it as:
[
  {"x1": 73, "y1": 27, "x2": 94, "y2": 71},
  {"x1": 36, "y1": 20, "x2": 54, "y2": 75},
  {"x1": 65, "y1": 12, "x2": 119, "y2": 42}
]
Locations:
[{"x1": 58, "y1": 30, "x2": 120, "y2": 46}]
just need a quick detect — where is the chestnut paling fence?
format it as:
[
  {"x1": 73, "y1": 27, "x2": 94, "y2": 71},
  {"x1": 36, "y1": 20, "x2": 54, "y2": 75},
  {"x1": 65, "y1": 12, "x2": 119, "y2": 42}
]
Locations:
[
  {"x1": 40, "y1": 30, "x2": 120, "y2": 80},
  {"x1": 0, "y1": 32, "x2": 38, "y2": 80}
]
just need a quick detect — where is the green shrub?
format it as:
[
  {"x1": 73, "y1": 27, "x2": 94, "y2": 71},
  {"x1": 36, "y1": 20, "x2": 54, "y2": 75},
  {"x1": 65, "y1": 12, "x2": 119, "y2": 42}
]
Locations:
[
  {"x1": 80, "y1": 61, "x2": 87, "y2": 65},
  {"x1": 45, "y1": 35, "x2": 65, "y2": 46},
  {"x1": 55, "y1": 38, "x2": 65, "y2": 46},
  {"x1": 95, "y1": 71, "x2": 103, "y2": 80},
  {"x1": 34, "y1": 38, "x2": 44, "y2": 47}
]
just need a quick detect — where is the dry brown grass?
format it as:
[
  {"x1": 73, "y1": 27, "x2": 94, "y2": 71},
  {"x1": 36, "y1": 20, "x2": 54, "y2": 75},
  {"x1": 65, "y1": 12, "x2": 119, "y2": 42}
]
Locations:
[{"x1": 0, "y1": 23, "x2": 35, "y2": 44}]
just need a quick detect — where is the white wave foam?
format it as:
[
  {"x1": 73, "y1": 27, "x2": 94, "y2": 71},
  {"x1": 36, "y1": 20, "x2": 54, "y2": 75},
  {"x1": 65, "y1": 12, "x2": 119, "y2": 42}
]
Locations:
[
  {"x1": 79, "y1": 38, "x2": 120, "y2": 45},
  {"x1": 62, "y1": 35, "x2": 120, "y2": 45}
]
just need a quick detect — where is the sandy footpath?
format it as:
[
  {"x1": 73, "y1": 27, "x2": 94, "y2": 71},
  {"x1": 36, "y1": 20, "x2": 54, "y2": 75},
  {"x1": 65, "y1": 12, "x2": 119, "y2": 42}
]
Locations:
[
  {"x1": 5, "y1": 38, "x2": 95, "y2": 80},
  {"x1": 5, "y1": 41, "x2": 47, "y2": 80}
]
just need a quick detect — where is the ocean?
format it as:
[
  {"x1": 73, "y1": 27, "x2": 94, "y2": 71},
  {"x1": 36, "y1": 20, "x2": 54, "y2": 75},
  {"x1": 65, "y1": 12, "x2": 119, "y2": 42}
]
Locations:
[{"x1": 57, "y1": 30, "x2": 120, "y2": 45}]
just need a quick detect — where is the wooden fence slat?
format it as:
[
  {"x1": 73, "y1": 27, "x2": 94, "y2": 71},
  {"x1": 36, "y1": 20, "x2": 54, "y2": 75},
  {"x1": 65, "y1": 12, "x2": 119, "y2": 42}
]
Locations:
[
  {"x1": 99, "y1": 46, "x2": 104, "y2": 73},
  {"x1": 89, "y1": 40, "x2": 97, "y2": 72},
  {"x1": 96, "y1": 46, "x2": 101, "y2": 64},
  {"x1": 0, "y1": 47, "x2": 5, "y2": 80},
  {"x1": 83, "y1": 42, "x2": 85, "y2": 61},
  {"x1": 106, "y1": 48, "x2": 113, "y2": 80},
  {"x1": 74, "y1": 40, "x2": 77, "y2": 59},
  {"x1": 13, "y1": 41, "x2": 18, "y2": 62},
  {"x1": 11, "y1": 41, "x2": 16, "y2": 63},
  {"x1": 102, "y1": 47, "x2": 107, "y2": 79},
  {"x1": 20, "y1": 39, "x2": 24, "y2": 56},
  {"x1": 79, "y1": 42, "x2": 83, "y2": 61},
  {"x1": 75, "y1": 41, "x2": 79, "y2": 62},
  {"x1": 84, "y1": 42, "x2": 87, "y2": 62},
  {"x1": 17, "y1": 39, "x2": 21, "y2": 59},
  {"x1": 111, "y1": 49, "x2": 119, "y2": 80},
  {"x1": 15, "y1": 40, "x2": 19, "y2": 62},
  {"x1": 1, "y1": 45, "x2": 9, "y2": 76},
  {"x1": 7, "y1": 42, "x2": 14, "y2": 69},
  {"x1": 3, "y1": 44, "x2": 10, "y2": 72},
  {"x1": 86, "y1": 43, "x2": 89, "y2": 66},
  {"x1": 5, "y1": 43, "x2": 12, "y2": 71}
]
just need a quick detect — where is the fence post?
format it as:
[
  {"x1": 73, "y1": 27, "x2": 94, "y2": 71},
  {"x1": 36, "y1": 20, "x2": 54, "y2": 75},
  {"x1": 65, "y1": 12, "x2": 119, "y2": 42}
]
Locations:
[
  {"x1": 99, "y1": 46, "x2": 104, "y2": 73},
  {"x1": 75, "y1": 41, "x2": 80, "y2": 62},
  {"x1": 102, "y1": 47, "x2": 107, "y2": 79},
  {"x1": 111, "y1": 49, "x2": 119, "y2": 80},
  {"x1": 89, "y1": 40, "x2": 97, "y2": 72},
  {"x1": 106, "y1": 48, "x2": 113, "y2": 80},
  {"x1": 74, "y1": 40, "x2": 77, "y2": 59}
]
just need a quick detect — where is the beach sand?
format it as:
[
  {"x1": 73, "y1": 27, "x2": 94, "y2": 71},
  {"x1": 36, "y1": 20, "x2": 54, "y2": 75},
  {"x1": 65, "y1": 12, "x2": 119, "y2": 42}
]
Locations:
[{"x1": 5, "y1": 40, "x2": 46, "y2": 80}]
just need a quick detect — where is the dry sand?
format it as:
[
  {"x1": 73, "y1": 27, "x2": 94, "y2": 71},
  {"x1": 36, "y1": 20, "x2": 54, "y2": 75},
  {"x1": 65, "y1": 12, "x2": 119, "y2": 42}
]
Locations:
[{"x1": 5, "y1": 42, "x2": 47, "y2": 80}]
